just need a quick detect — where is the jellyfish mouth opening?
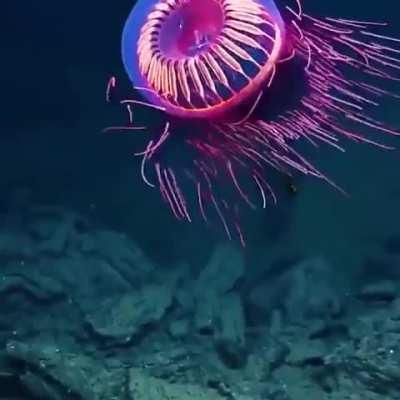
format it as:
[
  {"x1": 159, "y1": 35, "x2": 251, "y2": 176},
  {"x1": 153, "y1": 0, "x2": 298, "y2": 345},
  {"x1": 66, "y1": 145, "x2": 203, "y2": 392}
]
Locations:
[{"x1": 159, "y1": 0, "x2": 224, "y2": 58}]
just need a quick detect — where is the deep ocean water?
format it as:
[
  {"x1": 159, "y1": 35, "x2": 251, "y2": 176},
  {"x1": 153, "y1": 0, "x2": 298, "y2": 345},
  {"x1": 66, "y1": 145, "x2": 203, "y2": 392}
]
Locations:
[{"x1": 0, "y1": 0, "x2": 400, "y2": 399}]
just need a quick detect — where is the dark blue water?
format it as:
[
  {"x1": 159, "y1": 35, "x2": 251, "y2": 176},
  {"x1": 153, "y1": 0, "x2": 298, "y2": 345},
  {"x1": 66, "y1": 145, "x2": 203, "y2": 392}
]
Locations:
[{"x1": 1, "y1": 1, "x2": 400, "y2": 399}]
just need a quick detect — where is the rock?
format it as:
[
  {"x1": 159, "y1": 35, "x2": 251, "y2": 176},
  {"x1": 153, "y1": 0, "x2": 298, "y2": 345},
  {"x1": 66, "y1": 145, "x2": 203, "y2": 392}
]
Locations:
[
  {"x1": 215, "y1": 294, "x2": 246, "y2": 368},
  {"x1": 325, "y1": 332, "x2": 400, "y2": 397},
  {"x1": 132, "y1": 345, "x2": 196, "y2": 378},
  {"x1": 381, "y1": 318, "x2": 400, "y2": 334},
  {"x1": 391, "y1": 298, "x2": 400, "y2": 319},
  {"x1": 308, "y1": 320, "x2": 348, "y2": 340},
  {"x1": 79, "y1": 229, "x2": 155, "y2": 277},
  {"x1": 195, "y1": 244, "x2": 244, "y2": 297},
  {"x1": 175, "y1": 283, "x2": 196, "y2": 311},
  {"x1": 74, "y1": 229, "x2": 155, "y2": 290},
  {"x1": 35, "y1": 211, "x2": 79, "y2": 255},
  {"x1": 247, "y1": 257, "x2": 342, "y2": 325},
  {"x1": 348, "y1": 317, "x2": 375, "y2": 341},
  {"x1": 357, "y1": 280, "x2": 398, "y2": 303},
  {"x1": 263, "y1": 340, "x2": 290, "y2": 374},
  {"x1": 0, "y1": 352, "x2": 25, "y2": 398},
  {"x1": 283, "y1": 257, "x2": 342, "y2": 321},
  {"x1": 194, "y1": 291, "x2": 247, "y2": 368},
  {"x1": 28, "y1": 219, "x2": 60, "y2": 241},
  {"x1": 248, "y1": 281, "x2": 273, "y2": 323},
  {"x1": 0, "y1": 231, "x2": 35, "y2": 258},
  {"x1": 168, "y1": 319, "x2": 190, "y2": 339},
  {"x1": 217, "y1": 294, "x2": 245, "y2": 345},
  {"x1": 48, "y1": 255, "x2": 133, "y2": 305},
  {"x1": 194, "y1": 293, "x2": 219, "y2": 335},
  {"x1": 287, "y1": 339, "x2": 326, "y2": 366},
  {"x1": 26, "y1": 207, "x2": 87, "y2": 256},
  {"x1": 269, "y1": 309, "x2": 283, "y2": 336},
  {"x1": 20, "y1": 370, "x2": 64, "y2": 400},
  {"x1": 5, "y1": 339, "x2": 127, "y2": 400},
  {"x1": 0, "y1": 273, "x2": 64, "y2": 303},
  {"x1": 190, "y1": 244, "x2": 247, "y2": 367},
  {"x1": 86, "y1": 284, "x2": 174, "y2": 343},
  {"x1": 193, "y1": 244, "x2": 245, "y2": 334},
  {"x1": 273, "y1": 365, "x2": 324, "y2": 400},
  {"x1": 6, "y1": 340, "x2": 96, "y2": 400},
  {"x1": 245, "y1": 336, "x2": 289, "y2": 380},
  {"x1": 128, "y1": 368, "x2": 224, "y2": 400}
]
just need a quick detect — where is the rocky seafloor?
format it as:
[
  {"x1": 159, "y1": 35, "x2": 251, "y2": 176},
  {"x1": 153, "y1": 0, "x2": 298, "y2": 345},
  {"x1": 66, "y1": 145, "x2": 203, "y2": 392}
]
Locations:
[{"x1": 1, "y1": 203, "x2": 400, "y2": 400}]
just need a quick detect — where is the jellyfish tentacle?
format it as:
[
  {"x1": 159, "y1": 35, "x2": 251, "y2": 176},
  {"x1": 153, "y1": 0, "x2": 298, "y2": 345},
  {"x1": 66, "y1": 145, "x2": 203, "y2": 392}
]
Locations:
[{"x1": 107, "y1": 0, "x2": 400, "y2": 244}]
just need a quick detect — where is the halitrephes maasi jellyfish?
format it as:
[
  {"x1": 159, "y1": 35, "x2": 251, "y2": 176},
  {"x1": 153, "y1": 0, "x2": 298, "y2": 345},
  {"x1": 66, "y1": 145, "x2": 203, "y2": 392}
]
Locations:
[{"x1": 107, "y1": 0, "x2": 400, "y2": 245}]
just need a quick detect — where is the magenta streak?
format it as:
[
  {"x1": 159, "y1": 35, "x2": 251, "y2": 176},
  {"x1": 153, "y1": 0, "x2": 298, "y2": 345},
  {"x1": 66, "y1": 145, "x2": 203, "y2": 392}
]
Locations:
[
  {"x1": 168, "y1": 168, "x2": 192, "y2": 222},
  {"x1": 106, "y1": 76, "x2": 116, "y2": 103},
  {"x1": 240, "y1": 147, "x2": 266, "y2": 168},
  {"x1": 361, "y1": 31, "x2": 400, "y2": 43},
  {"x1": 346, "y1": 114, "x2": 400, "y2": 136},
  {"x1": 140, "y1": 141, "x2": 155, "y2": 188},
  {"x1": 327, "y1": 18, "x2": 387, "y2": 28},
  {"x1": 127, "y1": 104, "x2": 133, "y2": 124},
  {"x1": 291, "y1": 20, "x2": 304, "y2": 41},
  {"x1": 332, "y1": 37, "x2": 371, "y2": 66},
  {"x1": 210, "y1": 194, "x2": 232, "y2": 240},
  {"x1": 251, "y1": 173, "x2": 267, "y2": 208},
  {"x1": 234, "y1": 221, "x2": 246, "y2": 248},
  {"x1": 331, "y1": 84, "x2": 378, "y2": 106},
  {"x1": 226, "y1": 161, "x2": 255, "y2": 212},
  {"x1": 155, "y1": 163, "x2": 180, "y2": 219},
  {"x1": 232, "y1": 92, "x2": 263, "y2": 126},
  {"x1": 135, "y1": 122, "x2": 170, "y2": 157},
  {"x1": 121, "y1": 99, "x2": 166, "y2": 112},
  {"x1": 283, "y1": 143, "x2": 348, "y2": 195},
  {"x1": 285, "y1": 0, "x2": 302, "y2": 20},
  {"x1": 254, "y1": 172, "x2": 277, "y2": 205},
  {"x1": 365, "y1": 52, "x2": 400, "y2": 70},
  {"x1": 196, "y1": 182, "x2": 208, "y2": 223},
  {"x1": 359, "y1": 82, "x2": 400, "y2": 99},
  {"x1": 148, "y1": 123, "x2": 170, "y2": 158},
  {"x1": 163, "y1": 169, "x2": 186, "y2": 220}
]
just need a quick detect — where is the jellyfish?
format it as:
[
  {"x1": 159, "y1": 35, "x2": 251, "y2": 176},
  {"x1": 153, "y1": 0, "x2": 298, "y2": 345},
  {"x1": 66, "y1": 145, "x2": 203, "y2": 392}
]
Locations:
[{"x1": 107, "y1": 0, "x2": 400, "y2": 245}]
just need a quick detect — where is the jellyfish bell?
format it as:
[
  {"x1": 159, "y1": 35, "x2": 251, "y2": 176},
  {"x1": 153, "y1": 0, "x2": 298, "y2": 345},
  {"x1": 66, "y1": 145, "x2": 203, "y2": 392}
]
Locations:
[
  {"x1": 108, "y1": 0, "x2": 400, "y2": 244},
  {"x1": 121, "y1": 0, "x2": 290, "y2": 121}
]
